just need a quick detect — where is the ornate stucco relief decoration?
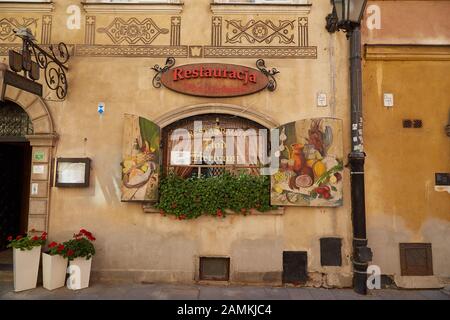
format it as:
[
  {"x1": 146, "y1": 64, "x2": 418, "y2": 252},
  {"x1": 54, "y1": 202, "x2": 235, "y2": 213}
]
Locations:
[
  {"x1": 41, "y1": 15, "x2": 52, "y2": 45},
  {"x1": 170, "y1": 16, "x2": 181, "y2": 46},
  {"x1": 225, "y1": 19, "x2": 295, "y2": 45},
  {"x1": 75, "y1": 16, "x2": 188, "y2": 58},
  {"x1": 203, "y1": 16, "x2": 317, "y2": 59},
  {"x1": 0, "y1": 18, "x2": 38, "y2": 43},
  {"x1": 85, "y1": 16, "x2": 96, "y2": 45},
  {"x1": 0, "y1": 17, "x2": 41, "y2": 57},
  {"x1": 97, "y1": 17, "x2": 169, "y2": 45}
]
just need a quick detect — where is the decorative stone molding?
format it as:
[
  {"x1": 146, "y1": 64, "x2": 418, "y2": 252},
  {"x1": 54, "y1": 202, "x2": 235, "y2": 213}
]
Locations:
[
  {"x1": 0, "y1": 44, "x2": 75, "y2": 59},
  {"x1": 81, "y1": 2, "x2": 184, "y2": 14},
  {"x1": 153, "y1": 103, "x2": 280, "y2": 129},
  {"x1": 0, "y1": 1, "x2": 54, "y2": 13},
  {"x1": 74, "y1": 44, "x2": 188, "y2": 57},
  {"x1": 203, "y1": 46, "x2": 317, "y2": 59},
  {"x1": 210, "y1": 3, "x2": 311, "y2": 15},
  {"x1": 1, "y1": 82, "x2": 56, "y2": 233},
  {"x1": 365, "y1": 45, "x2": 450, "y2": 61},
  {"x1": 3, "y1": 87, "x2": 54, "y2": 134}
]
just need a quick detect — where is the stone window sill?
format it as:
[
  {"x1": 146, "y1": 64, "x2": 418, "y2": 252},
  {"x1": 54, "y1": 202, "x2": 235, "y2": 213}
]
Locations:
[
  {"x1": 143, "y1": 204, "x2": 285, "y2": 216},
  {"x1": 210, "y1": 1, "x2": 311, "y2": 15},
  {"x1": 0, "y1": 1, "x2": 54, "y2": 13},
  {"x1": 81, "y1": 1, "x2": 184, "y2": 14}
]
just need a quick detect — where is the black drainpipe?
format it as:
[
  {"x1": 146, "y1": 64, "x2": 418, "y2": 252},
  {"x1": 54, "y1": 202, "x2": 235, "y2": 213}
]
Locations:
[{"x1": 348, "y1": 26, "x2": 373, "y2": 295}]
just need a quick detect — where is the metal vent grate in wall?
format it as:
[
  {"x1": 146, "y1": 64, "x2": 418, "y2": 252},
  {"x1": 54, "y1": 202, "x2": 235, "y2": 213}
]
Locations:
[
  {"x1": 282, "y1": 251, "x2": 308, "y2": 285},
  {"x1": 320, "y1": 238, "x2": 342, "y2": 266},
  {"x1": 199, "y1": 257, "x2": 230, "y2": 281},
  {"x1": 399, "y1": 243, "x2": 433, "y2": 276}
]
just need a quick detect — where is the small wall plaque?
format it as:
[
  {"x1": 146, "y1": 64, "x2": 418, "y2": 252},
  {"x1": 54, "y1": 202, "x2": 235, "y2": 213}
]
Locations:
[
  {"x1": 55, "y1": 158, "x2": 91, "y2": 187},
  {"x1": 383, "y1": 93, "x2": 394, "y2": 108},
  {"x1": 34, "y1": 151, "x2": 45, "y2": 161}
]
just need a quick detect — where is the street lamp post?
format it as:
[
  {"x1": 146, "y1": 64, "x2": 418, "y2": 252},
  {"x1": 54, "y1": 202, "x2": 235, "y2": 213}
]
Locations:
[{"x1": 326, "y1": 0, "x2": 373, "y2": 295}]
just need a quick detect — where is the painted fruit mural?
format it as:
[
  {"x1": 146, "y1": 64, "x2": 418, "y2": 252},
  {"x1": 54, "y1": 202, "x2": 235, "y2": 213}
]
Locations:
[
  {"x1": 271, "y1": 118, "x2": 344, "y2": 207},
  {"x1": 121, "y1": 114, "x2": 160, "y2": 202}
]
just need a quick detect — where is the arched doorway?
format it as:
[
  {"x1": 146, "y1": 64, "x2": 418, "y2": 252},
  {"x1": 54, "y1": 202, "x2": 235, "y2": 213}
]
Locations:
[{"x1": 0, "y1": 100, "x2": 33, "y2": 250}]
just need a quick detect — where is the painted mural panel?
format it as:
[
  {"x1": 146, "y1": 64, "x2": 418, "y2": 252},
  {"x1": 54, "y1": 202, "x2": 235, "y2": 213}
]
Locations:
[
  {"x1": 271, "y1": 118, "x2": 344, "y2": 207},
  {"x1": 121, "y1": 114, "x2": 160, "y2": 202}
]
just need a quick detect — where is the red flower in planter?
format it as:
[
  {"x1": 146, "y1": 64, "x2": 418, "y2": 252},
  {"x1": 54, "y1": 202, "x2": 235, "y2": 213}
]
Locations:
[
  {"x1": 67, "y1": 249, "x2": 74, "y2": 257},
  {"x1": 32, "y1": 236, "x2": 39, "y2": 241},
  {"x1": 16, "y1": 235, "x2": 22, "y2": 240},
  {"x1": 7, "y1": 236, "x2": 12, "y2": 241},
  {"x1": 48, "y1": 242, "x2": 58, "y2": 248},
  {"x1": 57, "y1": 244, "x2": 65, "y2": 252},
  {"x1": 41, "y1": 232, "x2": 48, "y2": 240}
]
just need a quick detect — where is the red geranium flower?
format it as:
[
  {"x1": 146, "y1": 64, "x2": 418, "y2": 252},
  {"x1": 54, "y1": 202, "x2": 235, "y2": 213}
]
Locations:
[
  {"x1": 16, "y1": 235, "x2": 22, "y2": 240},
  {"x1": 48, "y1": 242, "x2": 58, "y2": 248},
  {"x1": 67, "y1": 249, "x2": 74, "y2": 257},
  {"x1": 7, "y1": 236, "x2": 12, "y2": 241},
  {"x1": 57, "y1": 244, "x2": 65, "y2": 252},
  {"x1": 32, "y1": 236, "x2": 39, "y2": 241}
]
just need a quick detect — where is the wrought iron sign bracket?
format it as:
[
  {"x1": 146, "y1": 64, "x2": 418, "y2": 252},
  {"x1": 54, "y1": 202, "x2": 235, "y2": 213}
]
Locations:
[
  {"x1": 5, "y1": 27, "x2": 70, "y2": 100},
  {"x1": 151, "y1": 57, "x2": 176, "y2": 88},
  {"x1": 256, "y1": 59, "x2": 280, "y2": 92}
]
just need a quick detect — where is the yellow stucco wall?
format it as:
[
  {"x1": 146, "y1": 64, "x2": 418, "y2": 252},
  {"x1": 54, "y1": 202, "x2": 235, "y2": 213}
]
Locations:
[
  {"x1": 363, "y1": 56, "x2": 450, "y2": 278},
  {"x1": 361, "y1": 1, "x2": 450, "y2": 282},
  {"x1": 0, "y1": 0, "x2": 357, "y2": 285}
]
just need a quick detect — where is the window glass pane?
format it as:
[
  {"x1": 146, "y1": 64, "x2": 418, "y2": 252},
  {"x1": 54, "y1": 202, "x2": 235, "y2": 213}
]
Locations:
[{"x1": 163, "y1": 114, "x2": 269, "y2": 179}]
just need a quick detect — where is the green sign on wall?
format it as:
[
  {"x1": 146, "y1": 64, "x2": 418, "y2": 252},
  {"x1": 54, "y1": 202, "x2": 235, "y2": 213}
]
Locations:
[{"x1": 33, "y1": 151, "x2": 45, "y2": 161}]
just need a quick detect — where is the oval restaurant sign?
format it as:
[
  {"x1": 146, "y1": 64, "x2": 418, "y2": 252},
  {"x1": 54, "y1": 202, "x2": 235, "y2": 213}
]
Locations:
[{"x1": 156, "y1": 61, "x2": 277, "y2": 98}]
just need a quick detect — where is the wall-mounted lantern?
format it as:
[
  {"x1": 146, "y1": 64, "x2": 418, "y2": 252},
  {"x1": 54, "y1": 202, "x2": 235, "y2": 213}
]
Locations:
[
  {"x1": 326, "y1": 0, "x2": 367, "y2": 35},
  {"x1": 55, "y1": 158, "x2": 91, "y2": 188},
  {"x1": 0, "y1": 27, "x2": 70, "y2": 102}
]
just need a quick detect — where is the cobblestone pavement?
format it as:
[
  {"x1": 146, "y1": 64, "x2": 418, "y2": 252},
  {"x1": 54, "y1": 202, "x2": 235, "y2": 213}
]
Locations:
[{"x1": 0, "y1": 281, "x2": 449, "y2": 300}]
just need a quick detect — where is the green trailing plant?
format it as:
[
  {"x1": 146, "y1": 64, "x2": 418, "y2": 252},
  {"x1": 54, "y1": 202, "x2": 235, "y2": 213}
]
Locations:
[
  {"x1": 63, "y1": 229, "x2": 96, "y2": 261},
  {"x1": 156, "y1": 172, "x2": 277, "y2": 220},
  {"x1": 6, "y1": 232, "x2": 47, "y2": 251}
]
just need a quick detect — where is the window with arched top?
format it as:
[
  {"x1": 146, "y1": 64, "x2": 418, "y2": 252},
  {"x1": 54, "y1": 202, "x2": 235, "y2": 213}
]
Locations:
[
  {"x1": 162, "y1": 114, "x2": 270, "y2": 179},
  {"x1": 0, "y1": 100, "x2": 33, "y2": 138}
]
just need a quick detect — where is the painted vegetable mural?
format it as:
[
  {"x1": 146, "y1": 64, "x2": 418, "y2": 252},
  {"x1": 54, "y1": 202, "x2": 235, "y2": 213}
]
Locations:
[
  {"x1": 271, "y1": 118, "x2": 344, "y2": 207},
  {"x1": 121, "y1": 114, "x2": 160, "y2": 202}
]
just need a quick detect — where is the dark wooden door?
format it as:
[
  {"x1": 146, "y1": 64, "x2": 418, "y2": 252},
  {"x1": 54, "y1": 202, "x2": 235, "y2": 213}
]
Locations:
[{"x1": 0, "y1": 142, "x2": 31, "y2": 250}]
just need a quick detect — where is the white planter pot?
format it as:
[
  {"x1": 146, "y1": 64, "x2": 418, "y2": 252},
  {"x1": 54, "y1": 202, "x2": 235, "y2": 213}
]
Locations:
[
  {"x1": 42, "y1": 253, "x2": 68, "y2": 291},
  {"x1": 68, "y1": 257, "x2": 92, "y2": 290},
  {"x1": 13, "y1": 246, "x2": 41, "y2": 292}
]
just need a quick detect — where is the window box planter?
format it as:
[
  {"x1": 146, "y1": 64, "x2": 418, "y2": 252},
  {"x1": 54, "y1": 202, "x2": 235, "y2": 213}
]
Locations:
[
  {"x1": 13, "y1": 246, "x2": 41, "y2": 292},
  {"x1": 42, "y1": 253, "x2": 68, "y2": 290}
]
